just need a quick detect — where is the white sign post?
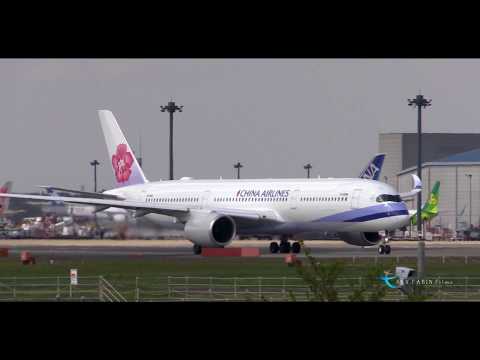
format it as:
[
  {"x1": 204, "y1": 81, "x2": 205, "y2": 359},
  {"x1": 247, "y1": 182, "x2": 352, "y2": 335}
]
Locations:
[{"x1": 70, "y1": 269, "x2": 78, "y2": 286}]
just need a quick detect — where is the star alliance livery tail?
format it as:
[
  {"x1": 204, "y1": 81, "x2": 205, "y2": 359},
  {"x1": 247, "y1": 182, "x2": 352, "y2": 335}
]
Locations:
[
  {"x1": 359, "y1": 153, "x2": 386, "y2": 180},
  {"x1": 98, "y1": 110, "x2": 148, "y2": 188}
]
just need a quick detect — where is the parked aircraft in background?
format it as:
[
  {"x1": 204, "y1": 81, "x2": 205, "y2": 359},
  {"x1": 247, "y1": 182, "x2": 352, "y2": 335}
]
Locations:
[
  {"x1": 0, "y1": 111, "x2": 420, "y2": 255},
  {"x1": 0, "y1": 181, "x2": 12, "y2": 218},
  {"x1": 358, "y1": 154, "x2": 385, "y2": 181},
  {"x1": 410, "y1": 181, "x2": 440, "y2": 225},
  {"x1": 0, "y1": 181, "x2": 24, "y2": 219}
]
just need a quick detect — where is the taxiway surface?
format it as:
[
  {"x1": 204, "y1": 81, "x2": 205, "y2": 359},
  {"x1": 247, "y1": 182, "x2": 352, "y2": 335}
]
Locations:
[{"x1": 1, "y1": 239, "x2": 480, "y2": 259}]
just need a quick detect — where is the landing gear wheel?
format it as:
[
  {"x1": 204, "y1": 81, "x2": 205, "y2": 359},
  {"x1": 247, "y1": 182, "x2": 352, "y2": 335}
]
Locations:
[
  {"x1": 280, "y1": 241, "x2": 291, "y2": 254},
  {"x1": 378, "y1": 245, "x2": 385, "y2": 255},
  {"x1": 292, "y1": 242, "x2": 301, "y2": 254},
  {"x1": 384, "y1": 245, "x2": 391, "y2": 255},
  {"x1": 269, "y1": 242, "x2": 280, "y2": 254},
  {"x1": 193, "y1": 244, "x2": 202, "y2": 255}
]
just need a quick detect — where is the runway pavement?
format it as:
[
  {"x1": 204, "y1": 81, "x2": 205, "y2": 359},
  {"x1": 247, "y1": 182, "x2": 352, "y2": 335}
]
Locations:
[{"x1": 2, "y1": 239, "x2": 480, "y2": 259}]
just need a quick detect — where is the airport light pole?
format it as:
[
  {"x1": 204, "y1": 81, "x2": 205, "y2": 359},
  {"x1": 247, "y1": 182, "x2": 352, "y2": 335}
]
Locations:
[
  {"x1": 466, "y1": 174, "x2": 473, "y2": 229},
  {"x1": 408, "y1": 93, "x2": 432, "y2": 279},
  {"x1": 90, "y1": 160, "x2": 100, "y2": 193},
  {"x1": 304, "y1": 163, "x2": 312, "y2": 179},
  {"x1": 234, "y1": 162, "x2": 243, "y2": 179},
  {"x1": 161, "y1": 101, "x2": 183, "y2": 180}
]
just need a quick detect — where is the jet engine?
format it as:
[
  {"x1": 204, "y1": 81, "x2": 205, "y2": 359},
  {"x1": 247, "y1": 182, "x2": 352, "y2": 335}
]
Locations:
[
  {"x1": 338, "y1": 232, "x2": 381, "y2": 246},
  {"x1": 112, "y1": 213, "x2": 127, "y2": 223},
  {"x1": 184, "y1": 212, "x2": 236, "y2": 247}
]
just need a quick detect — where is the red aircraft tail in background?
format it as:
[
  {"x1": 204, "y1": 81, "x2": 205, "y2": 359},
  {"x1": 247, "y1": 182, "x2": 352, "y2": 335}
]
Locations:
[{"x1": 0, "y1": 181, "x2": 13, "y2": 216}]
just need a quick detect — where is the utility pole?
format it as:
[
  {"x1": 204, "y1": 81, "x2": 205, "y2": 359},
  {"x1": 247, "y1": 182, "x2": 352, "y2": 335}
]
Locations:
[
  {"x1": 137, "y1": 134, "x2": 143, "y2": 168},
  {"x1": 466, "y1": 174, "x2": 473, "y2": 229},
  {"x1": 408, "y1": 92, "x2": 432, "y2": 279},
  {"x1": 160, "y1": 100, "x2": 183, "y2": 180},
  {"x1": 304, "y1": 163, "x2": 312, "y2": 179},
  {"x1": 234, "y1": 162, "x2": 243, "y2": 179},
  {"x1": 90, "y1": 160, "x2": 100, "y2": 193}
]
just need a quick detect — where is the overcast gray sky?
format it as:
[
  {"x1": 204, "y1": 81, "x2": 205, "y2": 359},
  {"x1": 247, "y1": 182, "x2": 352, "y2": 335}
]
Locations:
[{"x1": 2, "y1": 59, "x2": 480, "y2": 192}]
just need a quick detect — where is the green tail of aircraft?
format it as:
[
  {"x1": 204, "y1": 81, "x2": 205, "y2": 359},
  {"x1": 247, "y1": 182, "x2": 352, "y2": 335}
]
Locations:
[{"x1": 411, "y1": 181, "x2": 440, "y2": 225}]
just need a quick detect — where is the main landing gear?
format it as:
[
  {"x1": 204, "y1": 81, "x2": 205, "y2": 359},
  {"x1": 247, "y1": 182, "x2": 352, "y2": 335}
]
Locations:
[
  {"x1": 377, "y1": 231, "x2": 392, "y2": 255},
  {"x1": 269, "y1": 236, "x2": 301, "y2": 254},
  {"x1": 193, "y1": 244, "x2": 202, "y2": 255}
]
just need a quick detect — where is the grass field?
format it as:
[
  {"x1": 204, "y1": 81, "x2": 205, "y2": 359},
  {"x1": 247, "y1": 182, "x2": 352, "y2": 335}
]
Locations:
[
  {"x1": 2, "y1": 256, "x2": 480, "y2": 301},
  {"x1": 2, "y1": 255, "x2": 480, "y2": 278}
]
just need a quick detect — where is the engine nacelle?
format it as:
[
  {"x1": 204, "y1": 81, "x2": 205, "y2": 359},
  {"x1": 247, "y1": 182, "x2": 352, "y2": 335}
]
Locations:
[
  {"x1": 184, "y1": 212, "x2": 236, "y2": 247},
  {"x1": 112, "y1": 214, "x2": 127, "y2": 223},
  {"x1": 338, "y1": 232, "x2": 381, "y2": 246}
]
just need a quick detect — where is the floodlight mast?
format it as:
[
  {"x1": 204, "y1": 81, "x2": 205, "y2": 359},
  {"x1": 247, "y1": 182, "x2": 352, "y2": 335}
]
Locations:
[
  {"x1": 408, "y1": 93, "x2": 432, "y2": 278},
  {"x1": 161, "y1": 101, "x2": 183, "y2": 181}
]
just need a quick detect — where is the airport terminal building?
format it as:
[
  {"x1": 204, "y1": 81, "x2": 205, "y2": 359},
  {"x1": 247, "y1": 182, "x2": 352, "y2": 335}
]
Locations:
[{"x1": 379, "y1": 133, "x2": 480, "y2": 234}]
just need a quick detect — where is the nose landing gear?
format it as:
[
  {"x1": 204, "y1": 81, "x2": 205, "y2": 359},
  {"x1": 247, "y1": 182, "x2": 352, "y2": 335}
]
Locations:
[
  {"x1": 378, "y1": 244, "x2": 391, "y2": 255},
  {"x1": 377, "y1": 231, "x2": 392, "y2": 255}
]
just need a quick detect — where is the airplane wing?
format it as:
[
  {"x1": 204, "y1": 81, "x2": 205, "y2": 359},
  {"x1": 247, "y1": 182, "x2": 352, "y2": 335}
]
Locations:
[
  {"x1": 0, "y1": 193, "x2": 188, "y2": 218},
  {"x1": 37, "y1": 186, "x2": 124, "y2": 200},
  {"x1": 0, "y1": 193, "x2": 283, "y2": 223}
]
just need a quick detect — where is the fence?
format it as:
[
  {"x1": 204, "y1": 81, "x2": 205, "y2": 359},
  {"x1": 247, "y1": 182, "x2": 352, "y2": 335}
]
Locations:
[
  {"x1": 2, "y1": 275, "x2": 480, "y2": 301},
  {"x1": 0, "y1": 276, "x2": 126, "y2": 302}
]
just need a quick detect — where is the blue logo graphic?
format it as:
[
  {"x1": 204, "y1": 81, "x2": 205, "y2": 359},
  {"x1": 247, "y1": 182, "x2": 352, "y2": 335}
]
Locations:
[
  {"x1": 363, "y1": 163, "x2": 380, "y2": 180},
  {"x1": 379, "y1": 271, "x2": 399, "y2": 289},
  {"x1": 360, "y1": 154, "x2": 385, "y2": 180}
]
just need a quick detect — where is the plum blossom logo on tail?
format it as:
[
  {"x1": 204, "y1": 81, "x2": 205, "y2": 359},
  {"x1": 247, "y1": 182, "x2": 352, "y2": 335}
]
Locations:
[{"x1": 112, "y1": 144, "x2": 134, "y2": 183}]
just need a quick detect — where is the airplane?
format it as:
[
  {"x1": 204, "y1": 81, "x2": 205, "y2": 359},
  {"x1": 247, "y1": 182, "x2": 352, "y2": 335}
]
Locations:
[
  {"x1": 410, "y1": 181, "x2": 440, "y2": 225},
  {"x1": 0, "y1": 110, "x2": 421, "y2": 255},
  {"x1": 47, "y1": 153, "x2": 388, "y2": 241}
]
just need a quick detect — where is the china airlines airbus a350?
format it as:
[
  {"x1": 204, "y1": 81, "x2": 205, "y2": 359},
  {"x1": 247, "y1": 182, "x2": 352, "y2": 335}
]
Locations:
[{"x1": 0, "y1": 111, "x2": 421, "y2": 255}]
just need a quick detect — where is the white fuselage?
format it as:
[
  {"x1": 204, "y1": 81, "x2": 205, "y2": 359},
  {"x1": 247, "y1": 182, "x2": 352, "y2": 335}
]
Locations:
[{"x1": 104, "y1": 178, "x2": 410, "y2": 236}]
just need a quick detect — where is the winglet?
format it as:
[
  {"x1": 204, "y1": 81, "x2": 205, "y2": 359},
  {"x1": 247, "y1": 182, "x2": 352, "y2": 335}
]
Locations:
[{"x1": 400, "y1": 174, "x2": 422, "y2": 199}]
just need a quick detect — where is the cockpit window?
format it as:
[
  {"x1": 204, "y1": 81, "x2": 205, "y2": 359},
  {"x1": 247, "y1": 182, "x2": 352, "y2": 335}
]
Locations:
[{"x1": 376, "y1": 194, "x2": 402, "y2": 203}]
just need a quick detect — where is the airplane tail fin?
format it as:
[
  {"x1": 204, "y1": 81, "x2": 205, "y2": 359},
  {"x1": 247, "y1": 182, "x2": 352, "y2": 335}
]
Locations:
[
  {"x1": 411, "y1": 181, "x2": 440, "y2": 225},
  {"x1": 422, "y1": 181, "x2": 440, "y2": 215},
  {"x1": 0, "y1": 181, "x2": 12, "y2": 216},
  {"x1": 98, "y1": 110, "x2": 148, "y2": 188},
  {"x1": 359, "y1": 153, "x2": 386, "y2": 180}
]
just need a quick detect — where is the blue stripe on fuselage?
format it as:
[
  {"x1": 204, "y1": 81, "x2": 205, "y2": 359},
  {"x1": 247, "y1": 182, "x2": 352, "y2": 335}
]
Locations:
[{"x1": 313, "y1": 203, "x2": 408, "y2": 223}]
